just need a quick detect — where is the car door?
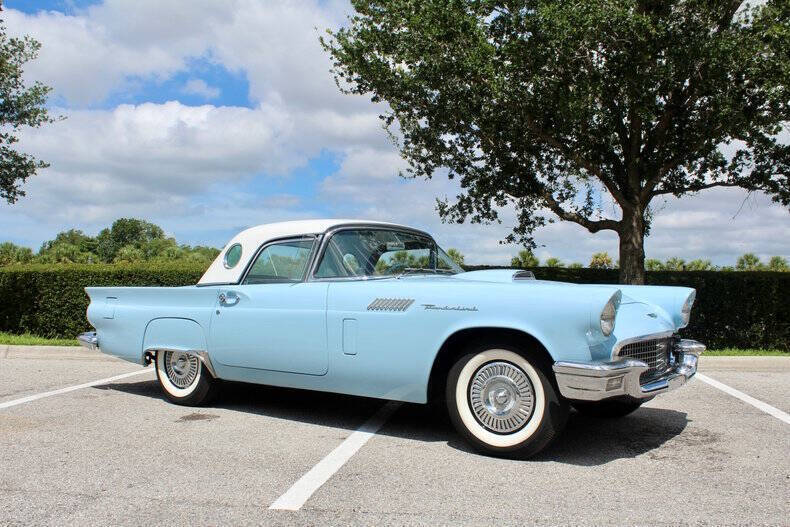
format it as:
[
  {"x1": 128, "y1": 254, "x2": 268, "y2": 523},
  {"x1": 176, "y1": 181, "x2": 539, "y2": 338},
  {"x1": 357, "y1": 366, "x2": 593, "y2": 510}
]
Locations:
[{"x1": 208, "y1": 237, "x2": 329, "y2": 375}]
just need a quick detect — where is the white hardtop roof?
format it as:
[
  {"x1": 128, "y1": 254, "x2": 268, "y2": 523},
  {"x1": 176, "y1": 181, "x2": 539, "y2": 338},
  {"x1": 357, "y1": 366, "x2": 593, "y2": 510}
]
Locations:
[{"x1": 198, "y1": 219, "x2": 426, "y2": 285}]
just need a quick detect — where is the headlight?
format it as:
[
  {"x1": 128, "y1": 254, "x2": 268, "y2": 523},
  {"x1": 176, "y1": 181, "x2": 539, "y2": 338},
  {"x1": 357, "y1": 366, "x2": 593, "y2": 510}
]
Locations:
[
  {"x1": 600, "y1": 290, "x2": 622, "y2": 337},
  {"x1": 680, "y1": 290, "x2": 696, "y2": 327}
]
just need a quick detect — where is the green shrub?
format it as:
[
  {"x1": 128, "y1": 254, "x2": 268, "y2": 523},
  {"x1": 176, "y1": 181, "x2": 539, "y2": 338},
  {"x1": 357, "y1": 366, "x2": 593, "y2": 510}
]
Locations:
[
  {"x1": 0, "y1": 263, "x2": 786, "y2": 352},
  {"x1": 0, "y1": 263, "x2": 205, "y2": 340}
]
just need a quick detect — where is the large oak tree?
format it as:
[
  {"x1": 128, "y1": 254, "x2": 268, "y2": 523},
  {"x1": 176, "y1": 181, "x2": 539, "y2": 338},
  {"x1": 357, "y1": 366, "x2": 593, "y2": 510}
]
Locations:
[{"x1": 323, "y1": 0, "x2": 789, "y2": 283}]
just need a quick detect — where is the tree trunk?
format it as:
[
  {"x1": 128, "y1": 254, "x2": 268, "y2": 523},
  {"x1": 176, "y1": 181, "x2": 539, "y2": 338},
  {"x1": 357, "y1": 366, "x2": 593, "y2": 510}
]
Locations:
[{"x1": 618, "y1": 211, "x2": 646, "y2": 284}]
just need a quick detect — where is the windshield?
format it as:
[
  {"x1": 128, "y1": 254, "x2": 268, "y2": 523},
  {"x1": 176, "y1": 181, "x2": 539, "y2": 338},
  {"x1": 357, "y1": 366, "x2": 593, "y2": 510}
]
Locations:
[{"x1": 314, "y1": 228, "x2": 464, "y2": 279}]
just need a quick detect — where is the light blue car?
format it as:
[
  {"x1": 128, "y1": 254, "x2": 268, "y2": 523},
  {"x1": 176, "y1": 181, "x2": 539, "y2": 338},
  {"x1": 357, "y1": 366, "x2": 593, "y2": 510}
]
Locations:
[{"x1": 79, "y1": 219, "x2": 704, "y2": 458}]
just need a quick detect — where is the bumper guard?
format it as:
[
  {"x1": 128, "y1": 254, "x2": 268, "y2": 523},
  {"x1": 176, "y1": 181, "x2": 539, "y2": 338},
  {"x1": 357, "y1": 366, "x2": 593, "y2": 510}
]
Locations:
[
  {"x1": 552, "y1": 339, "x2": 705, "y2": 402},
  {"x1": 77, "y1": 331, "x2": 99, "y2": 351}
]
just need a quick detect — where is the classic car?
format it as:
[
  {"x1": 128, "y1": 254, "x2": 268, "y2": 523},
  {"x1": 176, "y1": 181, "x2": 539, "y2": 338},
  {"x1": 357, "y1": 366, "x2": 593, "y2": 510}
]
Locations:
[{"x1": 79, "y1": 219, "x2": 704, "y2": 458}]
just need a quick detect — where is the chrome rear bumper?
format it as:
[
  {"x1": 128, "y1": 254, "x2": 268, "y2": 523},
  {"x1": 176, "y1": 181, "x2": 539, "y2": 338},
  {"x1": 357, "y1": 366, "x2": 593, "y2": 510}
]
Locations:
[
  {"x1": 552, "y1": 339, "x2": 704, "y2": 402},
  {"x1": 77, "y1": 331, "x2": 99, "y2": 351}
]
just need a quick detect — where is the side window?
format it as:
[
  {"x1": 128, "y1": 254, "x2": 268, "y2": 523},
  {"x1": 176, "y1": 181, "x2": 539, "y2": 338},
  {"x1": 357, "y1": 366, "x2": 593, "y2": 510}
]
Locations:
[{"x1": 243, "y1": 239, "x2": 314, "y2": 284}]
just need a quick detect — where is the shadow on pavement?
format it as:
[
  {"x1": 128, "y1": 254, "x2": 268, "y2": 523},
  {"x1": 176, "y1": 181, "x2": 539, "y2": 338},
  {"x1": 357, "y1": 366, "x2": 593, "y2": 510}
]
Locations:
[{"x1": 98, "y1": 379, "x2": 688, "y2": 465}]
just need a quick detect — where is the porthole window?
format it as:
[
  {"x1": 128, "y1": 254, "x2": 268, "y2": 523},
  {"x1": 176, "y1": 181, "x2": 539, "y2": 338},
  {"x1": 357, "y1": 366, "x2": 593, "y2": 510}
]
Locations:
[{"x1": 223, "y1": 243, "x2": 242, "y2": 269}]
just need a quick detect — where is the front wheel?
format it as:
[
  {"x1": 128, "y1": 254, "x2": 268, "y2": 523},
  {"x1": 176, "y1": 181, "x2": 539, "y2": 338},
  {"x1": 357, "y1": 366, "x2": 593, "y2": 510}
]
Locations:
[
  {"x1": 155, "y1": 350, "x2": 219, "y2": 406},
  {"x1": 446, "y1": 345, "x2": 568, "y2": 459}
]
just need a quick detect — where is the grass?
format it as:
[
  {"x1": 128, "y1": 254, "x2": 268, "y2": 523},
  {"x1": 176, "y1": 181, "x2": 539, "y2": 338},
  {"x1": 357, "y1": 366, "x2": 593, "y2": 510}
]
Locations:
[
  {"x1": 703, "y1": 348, "x2": 787, "y2": 356},
  {"x1": 0, "y1": 331, "x2": 78, "y2": 347},
  {"x1": 0, "y1": 331, "x2": 786, "y2": 355}
]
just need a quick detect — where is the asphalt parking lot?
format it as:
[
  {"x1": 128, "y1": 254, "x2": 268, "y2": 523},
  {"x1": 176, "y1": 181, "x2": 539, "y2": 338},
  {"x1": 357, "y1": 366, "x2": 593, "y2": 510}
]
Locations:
[{"x1": 1, "y1": 348, "x2": 788, "y2": 526}]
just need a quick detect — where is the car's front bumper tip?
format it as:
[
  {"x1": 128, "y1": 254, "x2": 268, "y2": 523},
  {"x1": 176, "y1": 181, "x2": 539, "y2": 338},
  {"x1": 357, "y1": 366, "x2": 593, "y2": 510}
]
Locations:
[
  {"x1": 77, "y1": 331, "x2": 99, "y2": 351},
  {"x1": 552, "y1": 339, "x2": 704, "y2": 402}
]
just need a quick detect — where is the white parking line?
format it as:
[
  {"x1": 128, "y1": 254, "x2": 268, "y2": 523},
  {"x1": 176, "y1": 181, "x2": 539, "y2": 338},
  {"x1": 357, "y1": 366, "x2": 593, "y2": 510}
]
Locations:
[
  {"x1": 696, "y1": 373, "x2": 790, "y2": 425},
  {"x1": 269, "y1": 401, "x2": 402, "y2": 511},
  {"x1": 0, "y1": 369, "x2": 151, "y2": 410}
]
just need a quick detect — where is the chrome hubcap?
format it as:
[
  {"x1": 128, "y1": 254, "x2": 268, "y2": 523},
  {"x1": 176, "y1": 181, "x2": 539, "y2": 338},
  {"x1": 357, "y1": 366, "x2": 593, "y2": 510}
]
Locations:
[
  {"x1": 469, "y1": 361, "x2": 534, "y2": 434},
  {"x1": 164, "y1": 351, "x2": 199, "y2": 388}
]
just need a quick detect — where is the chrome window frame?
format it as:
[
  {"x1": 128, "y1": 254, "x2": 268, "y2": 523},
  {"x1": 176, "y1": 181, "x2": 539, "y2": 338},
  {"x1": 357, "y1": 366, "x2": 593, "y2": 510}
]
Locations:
[
  {"x1": 238, "y1": 235, "x2": 320, "y2": 285},
  {"x1": 223, "y1": 243, "x2": 243, "y2": 269},
  {"x1": 307, "y1": 224, "x2": 439, "y2": 283}
]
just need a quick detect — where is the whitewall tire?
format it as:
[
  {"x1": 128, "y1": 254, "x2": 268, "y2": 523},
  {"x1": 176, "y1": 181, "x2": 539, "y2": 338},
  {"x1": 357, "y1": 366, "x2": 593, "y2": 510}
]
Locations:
[
  {"x1": 446, "y1": 344, "x2": 568, "y2": 458},
  {"x1": 155, "y1": 350, "x2": 219, "y2": 406}
]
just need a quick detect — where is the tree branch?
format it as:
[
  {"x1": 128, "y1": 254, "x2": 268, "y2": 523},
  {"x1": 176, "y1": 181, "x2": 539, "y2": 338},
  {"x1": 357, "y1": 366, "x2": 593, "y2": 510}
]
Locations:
[
  {"x1": 523, "y1": 117, "x2": 627, "y2": 204},
  {"x1": 652, "y1": 180, "x2": 742, "y2": 195},
  {"x1": 542, "y1": 192, "x2": 620, "y2": 233}
]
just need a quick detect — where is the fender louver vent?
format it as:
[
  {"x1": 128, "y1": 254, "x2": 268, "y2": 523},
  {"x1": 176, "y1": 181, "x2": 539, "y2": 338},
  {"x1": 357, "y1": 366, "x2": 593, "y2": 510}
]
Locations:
[{"x1": 367, "y1": 298, "x2": 415, "y2": 312}]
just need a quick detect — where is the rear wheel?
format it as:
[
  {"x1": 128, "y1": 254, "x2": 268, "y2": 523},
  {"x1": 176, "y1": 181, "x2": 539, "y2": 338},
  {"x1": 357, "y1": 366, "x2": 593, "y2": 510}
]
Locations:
[
  {"x1": 446, "y1": 344, "x2": 568, "y2": 459},
  {"x1": 155, "y1": 350, "x2": 219, "y2": 406},
  {"x1": 573, "y1": 399, "x2": 645, "y2": 418}
]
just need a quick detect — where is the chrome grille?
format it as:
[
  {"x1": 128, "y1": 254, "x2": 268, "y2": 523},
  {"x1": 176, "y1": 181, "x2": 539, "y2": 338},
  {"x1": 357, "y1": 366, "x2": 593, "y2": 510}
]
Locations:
[{"x1": 617, "y1": 338, "x2": 672, "y2": 382}]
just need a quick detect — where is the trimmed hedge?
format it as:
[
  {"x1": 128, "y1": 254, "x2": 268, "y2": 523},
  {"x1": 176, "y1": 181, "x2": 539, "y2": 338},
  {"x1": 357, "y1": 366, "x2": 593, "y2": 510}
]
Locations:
[
  {"x1": 0, "y1": 263, "x2": 787, "y2": 351},
  {"x1": 0, "y1": 264, "x2": 205, "y2": 341}
]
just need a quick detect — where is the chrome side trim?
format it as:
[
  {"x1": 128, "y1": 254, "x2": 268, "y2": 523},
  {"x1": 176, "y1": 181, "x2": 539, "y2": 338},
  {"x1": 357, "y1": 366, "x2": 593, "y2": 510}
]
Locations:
[
  {"x1": 143, "y1": 347, "x2": 218, "y2": 379},
  {"x1": 77, "y1": 331, "x2": 99, "y2": 351},
  {"x1": 553, "y1": 339, "x2": 705, "y2": 402}
]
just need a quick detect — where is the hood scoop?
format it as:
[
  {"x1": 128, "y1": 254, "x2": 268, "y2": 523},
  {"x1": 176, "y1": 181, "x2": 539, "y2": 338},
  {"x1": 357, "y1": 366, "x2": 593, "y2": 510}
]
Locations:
[{"x1": 454, "y1": 269, "x2": 536, "y2": 283}]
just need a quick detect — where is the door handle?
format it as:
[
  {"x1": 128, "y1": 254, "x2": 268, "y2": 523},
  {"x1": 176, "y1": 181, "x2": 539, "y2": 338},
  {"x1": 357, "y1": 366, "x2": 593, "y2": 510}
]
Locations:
[{"x1": 218, "y1": 291, "x2": 240, "y2": 306}]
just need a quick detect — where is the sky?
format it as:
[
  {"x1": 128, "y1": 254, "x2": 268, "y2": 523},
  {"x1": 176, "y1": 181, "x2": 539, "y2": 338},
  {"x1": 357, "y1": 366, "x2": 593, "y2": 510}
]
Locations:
[{"x1": 1, "y1": 0, "x2": 787, "y2": 265}]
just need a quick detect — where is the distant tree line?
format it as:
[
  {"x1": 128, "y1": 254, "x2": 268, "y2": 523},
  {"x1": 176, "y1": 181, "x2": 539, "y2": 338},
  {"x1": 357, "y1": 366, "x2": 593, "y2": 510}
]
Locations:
[
  {"x1": 503, "y1": 249, "x2": 788, "y2": 271},
  {"x1": 0, "y1": 218, "x2": 219, "y2": 266},
  {"x1": 1, "y1": 221, "x2": 786, "y2": 272}
]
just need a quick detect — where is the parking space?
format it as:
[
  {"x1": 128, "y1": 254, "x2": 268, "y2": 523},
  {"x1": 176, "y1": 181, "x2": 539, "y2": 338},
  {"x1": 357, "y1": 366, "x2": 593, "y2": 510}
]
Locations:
[{"x1": 1, "y1": 351, "x2": 788, "y2": 525}]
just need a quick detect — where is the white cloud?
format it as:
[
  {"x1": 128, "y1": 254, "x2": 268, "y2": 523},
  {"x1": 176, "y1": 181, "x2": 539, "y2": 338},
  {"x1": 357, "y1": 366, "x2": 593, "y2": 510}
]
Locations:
[{"x1": 182, "y1": 79, "x2": 220, "y2": 99}]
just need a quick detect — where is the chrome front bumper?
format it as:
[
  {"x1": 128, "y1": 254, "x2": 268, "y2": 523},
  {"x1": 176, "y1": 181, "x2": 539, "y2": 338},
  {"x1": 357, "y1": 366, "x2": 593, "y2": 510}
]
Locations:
[
  {"x1": 552, "y1": 339, "x2": 705, "y2": 402},
  {"x1": 77, "y1": 331, "x2": 99, "y2": 351}
]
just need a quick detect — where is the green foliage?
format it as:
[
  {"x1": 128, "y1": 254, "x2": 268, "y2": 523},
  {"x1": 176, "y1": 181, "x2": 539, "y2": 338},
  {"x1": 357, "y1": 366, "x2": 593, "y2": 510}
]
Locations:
[
  {"x1": 96, "y1": 218, "x2": 166, "y2": 262},
  {"x1": 0, "y1": 17, "x2": 59, "y2": 203},
  {"x1": 0, "y1": 263, "x2": 206, "y2": 339},
  {"x1": 568, "y1": 262, "x2": 584, "y2": 269},
  {"x1": 0, "y1": 331, "x2": 77, "y2": 346},
  {"x1": 589, "y1": 252, "x2": 614, "y2": 269},
  {"x1": 446, "y1": 248, "x2": 465, "y2": 267},
  {"x1": 0, "y1": 242, "x2": 33, "y2": 265},
  {"x1": 704, "y1": 348, "x2": 787, "y2": 357},
  {"x1": 736, "y1": 253, "x2": 765, "y2": 271},
  {"x1": 686, "y1": 259, "x2": 714, "y2": 271},
  {"x1": 464, "y1": 265, "x2": 790, "y2": 351},
  {"x1": 768, "y1": 256, "x2": 789, "y2": 272},
  {"x1": 647, "y1": 255, "x2": 765, "y2": 271},
  {"x1": 544, "y1": 257, "x2": 564, "y2": 268},
  {"x1": 663, "y1": 257, "x2": 687, "y2": 271},
  {"x1": 3, "y1": 218, "x2": 221, "y2": 266},
  {"x1": 323, "y1": 1, "x2": 790, "y2": 284},
  {"x1": 511, "y1": 249, "x2": 539, "y2": 268}
]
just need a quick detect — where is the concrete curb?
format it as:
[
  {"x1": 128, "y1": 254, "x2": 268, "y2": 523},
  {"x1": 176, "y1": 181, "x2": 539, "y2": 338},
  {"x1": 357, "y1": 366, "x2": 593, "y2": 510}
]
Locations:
[{"x1": 1, "y1": 345, "x2": 123, "y2": 361}]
